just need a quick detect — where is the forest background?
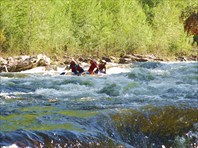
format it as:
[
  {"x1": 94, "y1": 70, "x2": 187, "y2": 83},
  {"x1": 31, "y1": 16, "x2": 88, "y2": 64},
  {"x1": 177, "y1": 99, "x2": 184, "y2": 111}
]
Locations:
[{"x1": 0, "y1": 0, "x2": 197, "y2": 60}]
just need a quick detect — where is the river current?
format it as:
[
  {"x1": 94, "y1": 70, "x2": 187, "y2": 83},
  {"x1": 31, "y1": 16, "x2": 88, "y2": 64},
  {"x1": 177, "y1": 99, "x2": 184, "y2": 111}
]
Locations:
[{"x1": 0, "y1": 62, "x2": 197, "y2": 148}]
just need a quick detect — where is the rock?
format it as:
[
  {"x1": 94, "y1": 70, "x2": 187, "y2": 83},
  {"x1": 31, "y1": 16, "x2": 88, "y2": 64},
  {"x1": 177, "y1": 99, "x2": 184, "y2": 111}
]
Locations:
[
  {"x1": 7, "y1": 57, "x2": 15, "y2": 65},
  {"x1": 130, "y1": 55, "x2": 142, "y2": 61},
  {"x1": 118, "y1": 58, "x2": 132, "y2": 64},
  {"x1": 0, "y1": 54, "x2": 51, "y2": 72},
  {"x1": 189, "y1": 55, "x2": 198, "y2": 61},
  {"x1": 14, "y1": 59, "x2": 34, "y2": 72},
  {"x1": 102, "y1": 57, "x2": 111, "y2": 62},
  {"x1": 154, "y1": 58, "x2": 164, "y2": 61},
  {"x1": 0, "y1": 57, "x2": 7, "y2": 65},
  {"x1": 63, "y1": 59, "x2": 70, "y2": 65},
  {"x1": 176, "y1": 56, "x2": 187, "y2": 61},
  {"x1": 118, "y1": 54, "x2": 165, "y2": 63},
  {"x1": 135, "y1": 57, "x2": 149, "y2": 62},
  {"x1": 17, "y1": 55, "x2": 30, "y2": 61},
  {"x1": 110, "y1": 56, "x2": 116, "y2": 60},
  {"x1": 36, "y1": 54, "x2": 50, "y2": 66},
  {"x1": 0, "y1": 65, "x2": 8, "y2": 72}
]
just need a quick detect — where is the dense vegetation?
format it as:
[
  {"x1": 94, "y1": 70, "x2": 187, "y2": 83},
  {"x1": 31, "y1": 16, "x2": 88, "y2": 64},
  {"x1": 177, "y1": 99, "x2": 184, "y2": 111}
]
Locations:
[{"x1": 0, "y1": 0, "x2": 197, "y2": 58}]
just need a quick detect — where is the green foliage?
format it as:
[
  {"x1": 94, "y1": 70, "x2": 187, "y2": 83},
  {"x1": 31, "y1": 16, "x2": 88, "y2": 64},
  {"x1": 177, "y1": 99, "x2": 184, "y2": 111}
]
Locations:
[
  {"x1": 151, "y1": 1, "x2": 184, "y2": 50},
  {"x1": 0, "y1": 0, "x2": 197, "y2": 56},
  {"x1": 180, "y1": 0, "x2": 198, "y2": 21}
]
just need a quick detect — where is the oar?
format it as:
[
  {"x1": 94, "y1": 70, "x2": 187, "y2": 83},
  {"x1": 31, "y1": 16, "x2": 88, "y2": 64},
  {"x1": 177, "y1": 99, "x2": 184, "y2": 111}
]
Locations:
[
  {"x1": 60, "y1": 71, "x2": 66, "y2": 75},
  {"x1": 60, "y1": 65, "x2": 70, "y2": 75}
]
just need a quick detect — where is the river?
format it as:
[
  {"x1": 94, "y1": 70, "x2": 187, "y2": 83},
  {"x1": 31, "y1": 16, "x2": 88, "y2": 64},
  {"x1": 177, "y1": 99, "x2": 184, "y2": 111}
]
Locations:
[{"x1": 0, "y1": 61, "x2": 197, "y2": 148}]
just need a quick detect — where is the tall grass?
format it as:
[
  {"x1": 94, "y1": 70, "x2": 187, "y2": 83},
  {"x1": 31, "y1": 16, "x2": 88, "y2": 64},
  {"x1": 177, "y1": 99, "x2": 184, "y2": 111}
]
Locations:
[{"x1": 0, "y1": 0, "x2": 197, "y2": 57}]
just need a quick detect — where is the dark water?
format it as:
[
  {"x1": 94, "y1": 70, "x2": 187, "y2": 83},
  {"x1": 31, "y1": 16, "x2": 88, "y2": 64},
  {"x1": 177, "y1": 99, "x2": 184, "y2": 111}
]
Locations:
[{"x1": 0, "y1": 62, "x2": 198, "y2": 148}]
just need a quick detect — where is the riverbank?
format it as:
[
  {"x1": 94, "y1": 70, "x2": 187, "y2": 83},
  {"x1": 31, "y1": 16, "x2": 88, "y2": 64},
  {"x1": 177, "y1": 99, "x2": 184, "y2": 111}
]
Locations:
[{"x1": 0, "y1": 51, "x2": 198, "y2": 73}]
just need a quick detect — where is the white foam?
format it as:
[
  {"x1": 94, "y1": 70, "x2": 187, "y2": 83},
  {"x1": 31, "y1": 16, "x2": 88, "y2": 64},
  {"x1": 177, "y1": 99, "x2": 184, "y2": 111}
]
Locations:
[
  {"x1": 20, "y1": 66, "x2": 46, "y2": 73},
  {"x1": 107, "y1": 66, "x2": 131, "y2": 74},
  {"x1": 2, "y1": 144, "x2": 19, "y2": 148},
  {"x1": 17, "y1": 63, "x2": 132, "y2": 75}
]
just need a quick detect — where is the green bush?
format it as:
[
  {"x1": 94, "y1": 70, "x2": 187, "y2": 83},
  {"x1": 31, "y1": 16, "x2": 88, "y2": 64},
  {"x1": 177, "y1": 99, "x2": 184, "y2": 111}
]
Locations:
[{"x1": 0, "y1": 0, "x2": 197, "y2": 57}]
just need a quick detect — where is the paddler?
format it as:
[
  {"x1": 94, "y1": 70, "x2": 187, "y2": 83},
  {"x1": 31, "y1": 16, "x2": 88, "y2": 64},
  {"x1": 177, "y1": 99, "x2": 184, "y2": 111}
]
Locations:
[
  {"x1": 88, "y1": 59, "x2": 98, "y2": 74},
  {"x1": 69, "y1": 59, "x2": 85, "y2": 75},
  {"x1": 95, "y1": 60, "x2": 107, "y2": 74}
]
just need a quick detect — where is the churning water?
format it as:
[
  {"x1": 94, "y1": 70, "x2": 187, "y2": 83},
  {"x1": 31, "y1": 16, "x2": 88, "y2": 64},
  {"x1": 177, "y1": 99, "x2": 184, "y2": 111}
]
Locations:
[{"x1": 0, "y1": 62, "x2": 198, "y2": 148}]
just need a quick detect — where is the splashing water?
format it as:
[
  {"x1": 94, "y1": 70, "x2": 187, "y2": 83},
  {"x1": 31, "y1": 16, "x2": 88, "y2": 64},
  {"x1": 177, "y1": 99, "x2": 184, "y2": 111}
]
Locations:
[{"x1": 0, "y1": 62, "x2": 198, "y2": 147}]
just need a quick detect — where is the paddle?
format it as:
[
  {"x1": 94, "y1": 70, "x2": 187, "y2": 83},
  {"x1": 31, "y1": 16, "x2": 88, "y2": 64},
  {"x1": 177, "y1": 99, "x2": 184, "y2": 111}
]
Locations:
[{"x1": 60, "y1": 72, "x2": 66, "y2": 75}]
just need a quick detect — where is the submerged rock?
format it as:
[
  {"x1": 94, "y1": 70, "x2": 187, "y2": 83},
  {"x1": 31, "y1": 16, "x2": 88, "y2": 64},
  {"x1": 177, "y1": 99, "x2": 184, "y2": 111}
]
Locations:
[{"x1": 111, "y1": 106, "x2": 198, "y2": 147}]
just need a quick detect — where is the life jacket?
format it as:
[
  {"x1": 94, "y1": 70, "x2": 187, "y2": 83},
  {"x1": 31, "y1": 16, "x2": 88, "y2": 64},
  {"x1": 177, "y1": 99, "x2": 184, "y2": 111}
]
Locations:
[
  {"x1": 99, "y1": 64, "x2": 105, "y2": 70},
  {"x1": 95, "y1": 63, "x2": 106, "y2": 74},
  {"x1": 88, "y1": 60, "x2": 98, "y2": 74}
]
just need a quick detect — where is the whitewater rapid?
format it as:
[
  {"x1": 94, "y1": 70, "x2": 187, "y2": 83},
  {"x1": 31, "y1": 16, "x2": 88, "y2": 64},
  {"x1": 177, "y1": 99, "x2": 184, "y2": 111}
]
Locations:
[{"x1": 0, "y1": 61, "x2": 197, "y2": 147}]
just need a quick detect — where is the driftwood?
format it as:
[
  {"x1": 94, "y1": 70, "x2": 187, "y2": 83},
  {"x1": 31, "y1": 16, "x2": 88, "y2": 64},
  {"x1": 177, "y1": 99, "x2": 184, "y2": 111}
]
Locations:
[{"x1": 0, "y1": 54, "x2": 50, "y2": 72}]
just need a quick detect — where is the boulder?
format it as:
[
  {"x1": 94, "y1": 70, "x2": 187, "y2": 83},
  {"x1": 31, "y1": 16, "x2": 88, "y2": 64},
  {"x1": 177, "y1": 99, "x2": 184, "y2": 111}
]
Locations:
[
  {"x1": 0, "y1": 57, "x2": 7, "y2": 65},
  {"x1": 36, "y1": 54, "x2": 51, "y2": 66},
  {"x1": 0, "y1": 54, "x2": 51, "y2": 72},
  {"x1": 118, "y1": 58, "x2": 132, "y2": 64},
  {"x1": 102, "y1": 57, "x2": 111, "y2": 62}
]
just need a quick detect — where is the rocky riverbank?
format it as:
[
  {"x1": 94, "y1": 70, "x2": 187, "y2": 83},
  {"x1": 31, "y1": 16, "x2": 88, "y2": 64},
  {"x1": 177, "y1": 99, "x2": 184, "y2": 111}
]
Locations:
[
  {"x1": 0, "y1": 53, "x2": 197, "y2": 72},
  {"x1": 0, "y1": 54, "x2": 50, "y2": 72}
]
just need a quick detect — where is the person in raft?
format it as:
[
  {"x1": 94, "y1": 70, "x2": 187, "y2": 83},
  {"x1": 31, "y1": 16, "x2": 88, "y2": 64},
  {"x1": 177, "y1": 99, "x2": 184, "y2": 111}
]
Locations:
[
  {"x1": 69, "y1": 59, "x2": 85, "y2": 75},
  {"x1": 88, "y1": 59, "x2": 99, "y2": 74},
  {"x1": 95, "y1": 60, "x2": 107, "y2": 74}
]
